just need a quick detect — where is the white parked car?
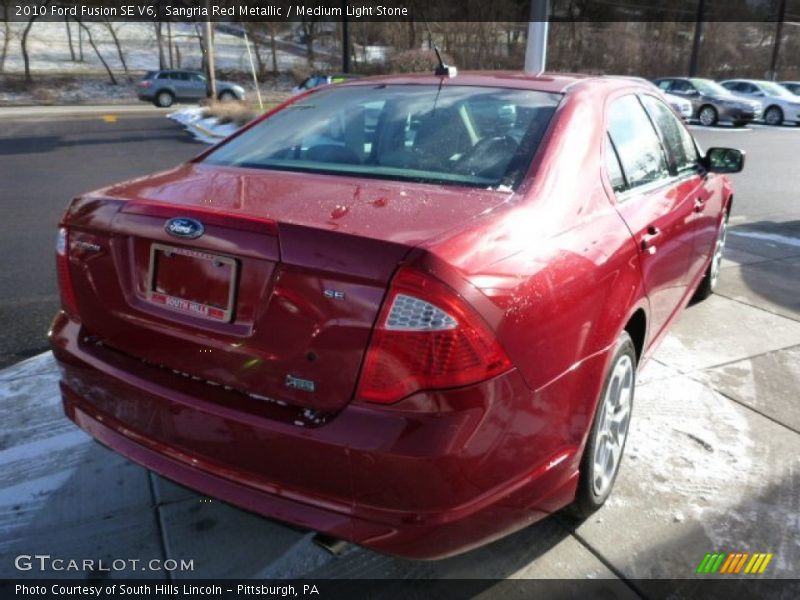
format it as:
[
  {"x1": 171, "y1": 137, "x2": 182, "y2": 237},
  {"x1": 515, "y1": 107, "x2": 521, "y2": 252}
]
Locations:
[
  {"x1": 720, "y1": 79, "x2": 800, "y2": 126},
  {"x1": 664, "y1": 92, "x2": 693, "y2": 120}
]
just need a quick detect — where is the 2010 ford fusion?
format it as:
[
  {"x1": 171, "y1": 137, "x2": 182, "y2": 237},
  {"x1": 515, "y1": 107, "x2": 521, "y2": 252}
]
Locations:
[{"x1": 50, "y1": 73, "x2": 743, "y2": 559}]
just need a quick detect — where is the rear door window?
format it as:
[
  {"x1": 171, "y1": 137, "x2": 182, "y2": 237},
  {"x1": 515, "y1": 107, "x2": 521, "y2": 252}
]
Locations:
[
  {"x1": 606, "y1": 95, "x2": 670, "y2": 190},
  {"x1": 670, "y1": 80, "x2": 693, "y2": 94},
  {"x1": 640, "y1": 94, "x2": 699, "y2": 175}
]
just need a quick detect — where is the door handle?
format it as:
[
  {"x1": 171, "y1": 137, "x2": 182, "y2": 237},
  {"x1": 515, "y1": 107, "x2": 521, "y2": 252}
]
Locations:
[
  {"x1": 641, "y1": 226, "x2": 661, "y2": 253},
  {"x1": 694, "y1": 197, "x2": 706, "y2": 212}
]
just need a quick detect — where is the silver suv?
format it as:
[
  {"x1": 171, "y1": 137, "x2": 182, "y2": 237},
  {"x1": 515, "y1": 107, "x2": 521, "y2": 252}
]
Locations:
[
  {"x1": 720, "y1": 79, "x2": 800, "y2": 126},
  {"x1": 137, "y1": 70, "x2": 245, "y2": 108}
]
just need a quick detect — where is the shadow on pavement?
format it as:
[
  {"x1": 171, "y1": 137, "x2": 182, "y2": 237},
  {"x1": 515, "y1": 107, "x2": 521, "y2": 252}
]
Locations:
[{"x1": 722, "y1": 220, "x2": 800, "y2": 318}]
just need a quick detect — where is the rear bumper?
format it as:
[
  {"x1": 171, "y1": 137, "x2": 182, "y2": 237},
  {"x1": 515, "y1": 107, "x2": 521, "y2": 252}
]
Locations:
[{"x1": 50, "y1": 312, "x2": 582, "y2": 559}]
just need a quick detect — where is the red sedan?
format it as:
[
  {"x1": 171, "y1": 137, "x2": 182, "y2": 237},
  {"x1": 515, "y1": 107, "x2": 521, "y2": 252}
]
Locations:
[{"x1": 50, "y1": 73, "x2": 743, "y2": 559}]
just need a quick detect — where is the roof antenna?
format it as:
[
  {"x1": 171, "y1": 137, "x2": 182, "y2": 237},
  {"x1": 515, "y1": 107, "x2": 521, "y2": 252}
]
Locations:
[{"x1": 422, "y1": 15, "x2": 457, "y2": 78}]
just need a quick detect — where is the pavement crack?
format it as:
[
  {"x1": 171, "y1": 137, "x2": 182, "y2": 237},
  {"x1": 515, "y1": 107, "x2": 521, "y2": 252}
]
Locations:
[
  {"x1": 676, "y1": 342, "x2": 800, "y2": 376},
  {"x1": 714, "y1": 291, "x2": 800, "y2": 323},
  {"x1": 148, "y1": 471, "x2": 173, "y2": 582},
  {"x1": 553, "y1": 514, "x2": 649, "y2": 599},
  {"x1": 699, "y1": 385, "x2": 800, "y2": 437}
]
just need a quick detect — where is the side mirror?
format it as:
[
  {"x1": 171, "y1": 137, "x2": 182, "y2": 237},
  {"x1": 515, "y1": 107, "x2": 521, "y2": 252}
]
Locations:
[{"x1": 703, "y1": 147, "x2": 745, "y2": 174}]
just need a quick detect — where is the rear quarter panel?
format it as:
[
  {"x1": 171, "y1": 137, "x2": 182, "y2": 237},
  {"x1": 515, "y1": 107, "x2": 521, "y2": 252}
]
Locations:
[{"x1": 423, "y1": 84, "x2": 647, "y2": 448}]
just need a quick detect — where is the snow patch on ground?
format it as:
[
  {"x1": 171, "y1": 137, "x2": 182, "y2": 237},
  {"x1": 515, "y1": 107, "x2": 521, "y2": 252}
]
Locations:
[
  {"x1": 728, "y1": 230, "x2": 800, "y2": 248},
  {"x1": 622, "y1": 376, "x2": 755, "y2": 548}
]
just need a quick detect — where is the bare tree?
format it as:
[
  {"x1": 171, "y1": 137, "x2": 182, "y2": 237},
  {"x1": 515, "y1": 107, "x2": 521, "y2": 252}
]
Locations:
[
  {"x1": 167, "y1": 22, "x2": 174, "y2": 68},
  {"x1": 154, "y1": 22, "x2": 166, "y2": 69},
  {"x1": 267, "y1": 22, "x2": 280, "y2": 75},
  {"x1": 194, "y1": 23, "x2": 206, "y2": 72},
  {"x1": 245, "y1": 23, "x2": 267, "y2": 78},
  {"x1": 77, "y1": 20, "x2": 84, "y2": 61},
  {"x1": 0, "y1": 0, "x2": 12, "y2": 72},
  {"x1": 20, "y1": 1, "x2": 50, "y2": 83},
  {"x1": 102, "y1": 19, "x2": 131, "y2": 81},
  {"x1": 75, "y1": 20, "x2": 117, "y2": 85},
  {"x1": 301, "y1": 17, "x2": 320, "y2": 66},
  {"x1": 65, "y1": 17, "x2": 76, "y2": 61}
]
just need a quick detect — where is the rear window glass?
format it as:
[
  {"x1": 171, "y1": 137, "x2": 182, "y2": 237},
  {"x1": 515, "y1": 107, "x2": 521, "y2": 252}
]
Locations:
[{"x1": 203, "y1": 84, "x2": 561, "y2": 189}]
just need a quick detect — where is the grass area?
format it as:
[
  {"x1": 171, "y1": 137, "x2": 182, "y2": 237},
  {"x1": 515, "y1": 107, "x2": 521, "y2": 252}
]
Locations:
[{"x1": 201, "y1": 95, "x2": 286, "y2": 126}]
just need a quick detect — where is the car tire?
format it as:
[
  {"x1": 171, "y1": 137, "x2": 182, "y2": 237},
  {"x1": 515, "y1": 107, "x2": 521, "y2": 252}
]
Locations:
[
  {"x1": 568, "y1": 331, "x2": 636, "y2": 519},
  {"x1": 764, "y1": 106, "x2": 784, "y2": 126},
  {"x1": 698, "y1": 105, "x2": 718, "y2": 127},
  {"x1": 218, "y1": 90, "x2": 236, "y2": 102},
  {"x1": 154, "y1": 91, "x2": 174, "y2": 108},
  {"x1": 692, "y1": 210, "x2": 729, "y2": 302}
]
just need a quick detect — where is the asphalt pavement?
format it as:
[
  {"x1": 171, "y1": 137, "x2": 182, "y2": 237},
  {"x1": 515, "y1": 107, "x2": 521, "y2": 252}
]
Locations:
[
  {"x1": 0, "y1": 107, "x2": 201, "y2": 368},
  {"x1": 0, "y1": 109, "x2": 799, "y2": 588}
]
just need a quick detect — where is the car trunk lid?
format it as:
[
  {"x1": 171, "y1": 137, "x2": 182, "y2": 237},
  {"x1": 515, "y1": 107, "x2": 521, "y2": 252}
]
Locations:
[{"x1": 62, "y1": 163, "x2": 511, "y2": 413}]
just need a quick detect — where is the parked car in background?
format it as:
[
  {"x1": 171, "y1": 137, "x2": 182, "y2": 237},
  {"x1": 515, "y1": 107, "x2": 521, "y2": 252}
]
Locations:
[
  {"x1": 664, "y1": 92, "x2": 694, "y2": 120},
  {"x1": 720, "y1": 79, "x2": 800, "y2": 126},
  {"x1": 51, "y1": 73, "x2": 743, "y2": 560},
  {"x1": 616, "y1": 77, "x2": 693, "y2": 120},
  {"x1": 654, "y1": 77, "x2": 762, "y2": 126},
  {"x1": 292, "y1": 73, "x2": 360, "y2": 95},
  {"x1": 779, "y1": 81, "x2": 800, "y2": 96},
  {"x1": 137, "y1": 70, "x2": 246, "y2": 108}
]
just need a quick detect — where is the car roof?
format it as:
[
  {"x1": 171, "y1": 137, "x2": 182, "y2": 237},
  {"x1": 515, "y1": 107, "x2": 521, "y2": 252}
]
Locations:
[
  {"x1": 723, "y1": 79, "x2": 773, "y2": 84},
  {"x1": 337, "y1": 71, "x2": 649, "y2": 95}
]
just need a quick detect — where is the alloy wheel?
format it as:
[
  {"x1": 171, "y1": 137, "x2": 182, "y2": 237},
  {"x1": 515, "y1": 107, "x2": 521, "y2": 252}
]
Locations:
[
  {"x1": 591, "y1": 354, "x2": 634, "y2": 498},
  {"x1": 765, "y1": 107, "x2": 783, "y2": 126},
  {"x1": 157, "y1": 92, "x2": 173, "y2": 108},
  {"x1": 699, "y1": 106, "x2": 716, "y2": 126}
]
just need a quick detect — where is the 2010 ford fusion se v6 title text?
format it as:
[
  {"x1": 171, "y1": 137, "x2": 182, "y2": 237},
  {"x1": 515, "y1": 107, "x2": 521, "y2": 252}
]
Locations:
[{"x1": 50, "y1": 72, "x2": 743, "y2": 559}]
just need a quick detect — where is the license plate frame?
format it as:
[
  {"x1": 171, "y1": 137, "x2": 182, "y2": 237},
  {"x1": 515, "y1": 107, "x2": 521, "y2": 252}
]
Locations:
[{"x1": 146, "y1": 243, "x2": 237, "y2": 323}]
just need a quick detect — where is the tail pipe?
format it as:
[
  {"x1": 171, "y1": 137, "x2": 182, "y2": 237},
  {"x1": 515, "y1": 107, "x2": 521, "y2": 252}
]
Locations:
[{"x1": 312, "y1": 533, "x2": 348, "y2": 556}]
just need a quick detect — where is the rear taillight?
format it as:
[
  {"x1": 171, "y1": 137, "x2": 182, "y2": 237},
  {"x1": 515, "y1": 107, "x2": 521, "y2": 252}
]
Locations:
[
  {"x1": 356, "y1": 267, "x2": 512, "y2": 404},
  {"x1": 140, "y1": 80, "x2": 152, "y2": 88},
  {"x1": 56, "y1": 227, "x2": 79, "y2": 318}
]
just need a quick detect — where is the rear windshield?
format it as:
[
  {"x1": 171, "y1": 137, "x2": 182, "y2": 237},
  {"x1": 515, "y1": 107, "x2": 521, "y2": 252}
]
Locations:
[{"x1": 203, "y1": 84, "x2": 561, "y2": 189}]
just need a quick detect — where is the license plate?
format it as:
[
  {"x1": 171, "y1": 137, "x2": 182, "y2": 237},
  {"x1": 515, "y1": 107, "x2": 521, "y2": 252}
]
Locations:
[{"x1": 147, "y1": 243, "x2": 237, "y2": 322}]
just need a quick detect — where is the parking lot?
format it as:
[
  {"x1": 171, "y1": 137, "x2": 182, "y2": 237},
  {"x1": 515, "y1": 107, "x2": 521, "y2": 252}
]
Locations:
[{"x1": 0, "y1": 109, "x2": 798, "y2": 589}]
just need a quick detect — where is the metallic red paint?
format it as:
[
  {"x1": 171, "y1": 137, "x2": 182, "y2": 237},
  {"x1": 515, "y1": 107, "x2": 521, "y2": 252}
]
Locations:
[{"x1": 50, "y1": 73, "x2": 732, "y2": 559}]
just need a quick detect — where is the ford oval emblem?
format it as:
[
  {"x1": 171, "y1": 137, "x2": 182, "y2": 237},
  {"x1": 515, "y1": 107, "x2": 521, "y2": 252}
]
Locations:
[{"x1": 165, "y1": 217, "x2": 204, "y2": 240}]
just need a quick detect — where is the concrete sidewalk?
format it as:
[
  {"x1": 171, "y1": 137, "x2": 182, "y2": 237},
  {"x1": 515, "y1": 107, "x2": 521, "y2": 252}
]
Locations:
[{"x1": 1, "y1": 230, "x2": 799, "y2": 586}]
